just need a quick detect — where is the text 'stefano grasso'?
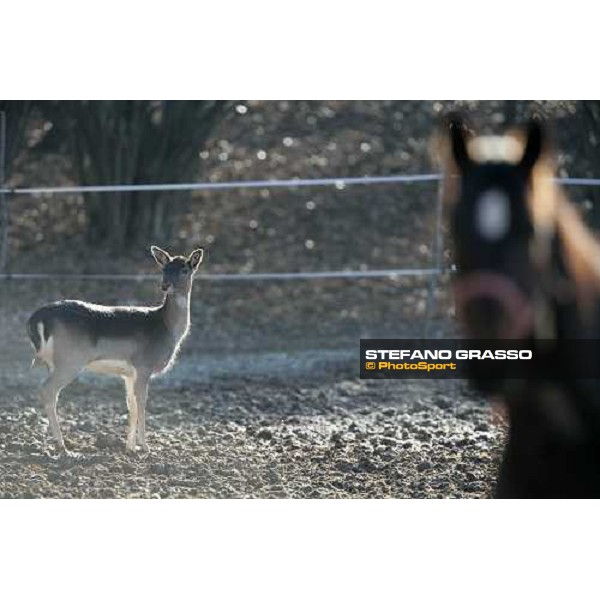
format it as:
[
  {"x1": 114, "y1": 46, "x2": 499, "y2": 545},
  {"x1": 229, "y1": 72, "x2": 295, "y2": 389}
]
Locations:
[{"x1": 360, "y1": 339, "x2": 600, "y2": 380}]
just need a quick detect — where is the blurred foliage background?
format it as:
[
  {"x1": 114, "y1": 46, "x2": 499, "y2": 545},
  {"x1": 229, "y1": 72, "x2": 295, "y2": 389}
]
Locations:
[{"x1": 1, "y1": 100, "x2": 599, "y2": 275}]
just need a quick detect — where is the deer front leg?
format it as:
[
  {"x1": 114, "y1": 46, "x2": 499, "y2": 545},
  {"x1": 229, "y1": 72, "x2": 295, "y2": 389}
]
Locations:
[
  {"x1": 123, "y1": 375, "x2": 138, "y2": 452},
  {"x1": 38, "y1": 366, "x2": 80, "y2": 455},
  {"x1": 134, "y1": 373, "x2": 150, "y2": 452}
]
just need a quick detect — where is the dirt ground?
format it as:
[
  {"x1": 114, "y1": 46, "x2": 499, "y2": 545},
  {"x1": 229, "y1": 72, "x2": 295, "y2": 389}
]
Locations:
[{"x1": 0, "y1": 279, "x2": 506, "y2": 498}]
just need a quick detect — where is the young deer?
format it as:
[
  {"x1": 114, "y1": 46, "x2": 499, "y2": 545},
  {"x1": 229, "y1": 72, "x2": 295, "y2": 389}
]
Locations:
[{"x1": 27, "y1": 246, "x2": 204, "y2": 454}]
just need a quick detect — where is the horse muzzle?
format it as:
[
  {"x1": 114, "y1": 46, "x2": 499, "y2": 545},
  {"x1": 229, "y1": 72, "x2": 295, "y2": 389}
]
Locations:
[{"x1": 452, "y1": 272, "x2": 534, "y2": 340}]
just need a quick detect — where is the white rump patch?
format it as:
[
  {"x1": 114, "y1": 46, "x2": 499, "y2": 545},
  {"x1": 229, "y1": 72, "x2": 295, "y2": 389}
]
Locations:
[
  {"x1": 475, "y1": 189, "x2": 511, "y2": 241},
  {"x1": 36, "y1": 322, "x2": 55, "y2": 371}
]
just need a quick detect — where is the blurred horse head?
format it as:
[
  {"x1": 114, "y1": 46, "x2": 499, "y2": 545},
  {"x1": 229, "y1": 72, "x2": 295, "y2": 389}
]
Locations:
[
  {"x1": 441, "y1": 117, "x2": 548, "y2": 339},
  {"x1": 441, "y1": 116, "x2": 600, "y2": 341}
]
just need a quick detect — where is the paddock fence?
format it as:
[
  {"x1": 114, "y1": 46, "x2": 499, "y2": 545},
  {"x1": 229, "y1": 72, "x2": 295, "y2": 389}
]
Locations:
[{"x1": 1, "y1": 112, "x2": 600, "y2": 341}]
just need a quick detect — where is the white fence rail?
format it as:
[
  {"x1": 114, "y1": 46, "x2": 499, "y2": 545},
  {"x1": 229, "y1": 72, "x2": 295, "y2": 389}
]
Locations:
[
  {"x1": 0, "y1": 267, "x2": 443, "y2": 282},
  {"x1": 0, "y1": 173, "x2": 441, "y2": 196},
  {"x1": 2, "y1": 173, "x2": 599, "y2": 283},
  {"x1": 1, "y1": 173, "x2": 597, "y2": 197}
]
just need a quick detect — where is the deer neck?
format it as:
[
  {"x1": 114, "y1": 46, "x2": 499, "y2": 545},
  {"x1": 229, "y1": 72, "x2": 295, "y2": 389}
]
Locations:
[{"x1": 161, "y1": 289, "x2": 191, "y2": 340}]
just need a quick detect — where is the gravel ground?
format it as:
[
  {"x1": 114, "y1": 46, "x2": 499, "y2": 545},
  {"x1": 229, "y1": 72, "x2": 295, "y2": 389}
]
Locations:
[
  {"x1": 0, "y1": 280, "x2": 506, "y2": 499},
  {"x1": 0, "y1": 361, "x2": 505, "y2": 499}
]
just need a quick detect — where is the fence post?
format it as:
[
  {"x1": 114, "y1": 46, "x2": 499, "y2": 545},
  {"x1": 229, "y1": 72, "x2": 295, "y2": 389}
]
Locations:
[
  {"x1": 0, "y1": 111, "x2": 8, "y2": 273},
  {"x1": 423, "y1": 174, "x2": 444, "y2": 339}
]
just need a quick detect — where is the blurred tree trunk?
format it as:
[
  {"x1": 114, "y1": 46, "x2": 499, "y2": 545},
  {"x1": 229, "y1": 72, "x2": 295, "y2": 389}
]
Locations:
[
  {"x1": 0, "y1": 101, "x2": 34, "y2": 270},
  {"x1": 42, "y1": 101, "x2": 231, "y2": 248},
  {"x1": 0, "y1": 101, "x2": 33, "y2": 180}
]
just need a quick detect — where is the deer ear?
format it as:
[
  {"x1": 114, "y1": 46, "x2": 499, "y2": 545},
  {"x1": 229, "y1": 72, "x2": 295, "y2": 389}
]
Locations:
[
  {"x1": 151, "y1": 246, "x2": 171, "y2": 268},
  {"x1": 448, "y1": 117, "x2": 472, "y2": 171},
  {"x1": 519, "y1": 120, "x2": 544, "y2": 172},
  {"x1": 188, "y1": 248, "x2": 204, "y2": 272}
]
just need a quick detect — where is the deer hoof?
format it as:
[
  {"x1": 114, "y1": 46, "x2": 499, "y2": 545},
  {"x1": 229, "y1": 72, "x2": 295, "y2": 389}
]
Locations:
[{"x1": 59, "y1": 449, "x2": 82, "y2": 460}]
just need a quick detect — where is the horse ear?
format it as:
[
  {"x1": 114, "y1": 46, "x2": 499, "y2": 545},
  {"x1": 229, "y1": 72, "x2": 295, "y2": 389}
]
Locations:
[
  {"x1": 519, "y1": 120, "x2": 544, "y2": 172},
  {"x1": 448, "y1": 117, "x2": 472, "y2": 171}
]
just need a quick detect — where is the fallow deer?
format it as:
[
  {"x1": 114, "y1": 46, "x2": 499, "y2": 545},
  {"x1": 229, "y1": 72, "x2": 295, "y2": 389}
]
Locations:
[{"x1": 27, "y1": 246, "x2": 204, "y2": 454}]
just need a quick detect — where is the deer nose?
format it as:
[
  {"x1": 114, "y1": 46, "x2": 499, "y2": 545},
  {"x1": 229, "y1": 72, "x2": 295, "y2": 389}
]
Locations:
[{"x1": 161, "y1": 282, "x2": 172, "y2": 292}]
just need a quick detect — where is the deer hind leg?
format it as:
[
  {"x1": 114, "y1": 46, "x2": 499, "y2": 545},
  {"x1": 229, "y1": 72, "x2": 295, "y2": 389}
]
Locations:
[
  {"x1": 38, "y1": 364, "x2": 81, "y2": 454},
  {"x1": 134, "y1": 373, "x2": 150, "y2": 452},
  {"x1": 123, "y1": 374, "x2": 138, "y2": 452}
]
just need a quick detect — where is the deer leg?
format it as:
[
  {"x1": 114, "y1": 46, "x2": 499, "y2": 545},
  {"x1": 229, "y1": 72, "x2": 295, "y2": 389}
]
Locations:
[
  {"x1": 38, "y1": 365, "x2": 80, "y2": 454},
  {"x1": 134, "y1": 373, "x2": 150, "y2": 452},
  {"x1": 123, "y1": 375, "x2": 138, "y2": 452}
]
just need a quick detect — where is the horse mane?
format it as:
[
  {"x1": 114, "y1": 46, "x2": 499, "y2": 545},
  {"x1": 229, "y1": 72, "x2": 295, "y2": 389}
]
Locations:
[
  {"x1": 529, "y1": 151, "x2": 600, "y2": 317},
  {"x1": 553, "y1": 190, "x2": 600, "y2": 314}
]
